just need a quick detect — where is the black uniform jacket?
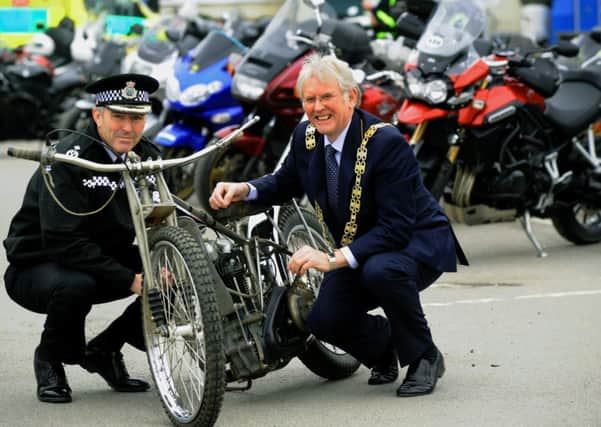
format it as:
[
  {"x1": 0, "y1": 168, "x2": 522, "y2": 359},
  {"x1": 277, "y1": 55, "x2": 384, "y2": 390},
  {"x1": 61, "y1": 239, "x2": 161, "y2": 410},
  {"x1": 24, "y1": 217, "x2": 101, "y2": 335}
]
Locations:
[
  {"x1": 249, "y1": 109, "x2": 466, "y2": 272},
  {"x1": 4, "y1": 124, "x2": 160, "y2": 294}
]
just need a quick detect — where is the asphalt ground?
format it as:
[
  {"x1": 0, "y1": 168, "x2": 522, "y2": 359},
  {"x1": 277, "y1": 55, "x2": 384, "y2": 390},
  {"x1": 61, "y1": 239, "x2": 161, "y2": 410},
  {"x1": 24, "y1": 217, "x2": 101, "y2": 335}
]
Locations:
[{"x1": 0, "y1": 140, "x2": 600, "y2": 427}]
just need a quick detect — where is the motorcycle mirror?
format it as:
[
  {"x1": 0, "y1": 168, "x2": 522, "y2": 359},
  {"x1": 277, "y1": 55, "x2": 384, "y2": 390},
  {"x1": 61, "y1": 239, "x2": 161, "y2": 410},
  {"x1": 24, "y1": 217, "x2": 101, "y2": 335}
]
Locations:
[
  {"x1": 553, "y1": 40, "x2": 579, "y2": 58},
  {"x1": 395, "y1": 12, "x2": 425, "y2": 41}
]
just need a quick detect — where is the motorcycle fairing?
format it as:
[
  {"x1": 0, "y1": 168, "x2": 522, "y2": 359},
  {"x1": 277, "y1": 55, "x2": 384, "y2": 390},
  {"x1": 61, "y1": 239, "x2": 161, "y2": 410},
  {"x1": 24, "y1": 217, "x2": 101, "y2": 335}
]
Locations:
[
  {"x1": 154, "y1": 123, "x2": 208, "y2": 151},
  {"x1": 397, "y1": 99, "x2": 449, "y2": 124},
  {"x1": 459, "y1": 83, "x2": 544, "y2": 126}
]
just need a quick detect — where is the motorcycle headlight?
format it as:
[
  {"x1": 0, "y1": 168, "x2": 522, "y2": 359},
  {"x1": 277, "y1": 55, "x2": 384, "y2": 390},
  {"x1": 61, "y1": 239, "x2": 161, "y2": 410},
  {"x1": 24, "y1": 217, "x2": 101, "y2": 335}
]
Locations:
[
  {"x1": 166, "y1": 74, "x2": 180, "y2": 102},
  {"x1": 424, "y1": 80, "x2": 448, "y2": 104},
  {"x1": 405, "y1": 72, "x2": 425, "y2": 99},
  {"x1": 180, "y1": 81, "x2": 223, "y2": 107},
  {"x1": 232, "y1": 73, "x2": 267, "y2": 101}
]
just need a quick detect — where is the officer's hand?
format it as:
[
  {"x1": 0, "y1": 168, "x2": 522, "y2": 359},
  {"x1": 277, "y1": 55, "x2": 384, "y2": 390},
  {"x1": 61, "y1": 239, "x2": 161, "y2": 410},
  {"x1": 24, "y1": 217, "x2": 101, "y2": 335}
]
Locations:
[
  {"x1": 288, "y1": 245, "x2": 330, "y2": 275},
  {"x1": 130, "y1": 273, "x2": 143, "y2": 295},
  {"x1": 209, "y1": 182, "x2": 250, "y2": 209}
]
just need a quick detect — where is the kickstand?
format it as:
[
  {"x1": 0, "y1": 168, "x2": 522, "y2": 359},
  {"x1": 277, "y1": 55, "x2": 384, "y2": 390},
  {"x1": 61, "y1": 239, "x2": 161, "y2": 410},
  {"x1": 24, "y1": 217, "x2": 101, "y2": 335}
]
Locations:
[
  {"x1": 519, "y1": 210, "x2": 547, "y2": 258},
  {"x1": 226, "y1": 380, "x2": 252, "y2": 392}
]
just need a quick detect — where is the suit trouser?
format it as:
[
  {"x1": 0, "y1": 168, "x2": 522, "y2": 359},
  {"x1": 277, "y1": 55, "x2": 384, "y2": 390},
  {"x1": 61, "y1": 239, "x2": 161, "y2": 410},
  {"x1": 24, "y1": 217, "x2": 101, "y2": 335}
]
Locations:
[
  {"x1": 307, "y1": 251, "x2": 441, "y2": 368},
  {"x1": 4, "y1": 262, "x2": 145, "y2": 364}
]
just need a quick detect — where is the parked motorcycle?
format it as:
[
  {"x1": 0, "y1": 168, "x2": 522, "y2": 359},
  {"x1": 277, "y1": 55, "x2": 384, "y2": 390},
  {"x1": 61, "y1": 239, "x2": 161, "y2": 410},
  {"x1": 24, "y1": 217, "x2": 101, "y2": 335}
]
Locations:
[
  {"x1": 396, "y1": 0, "x2": 601, "y2": 256},
  {"x1": 193, "y1": 0, "x2": 404, "y2": 216},
  {"x1": 154, "y1": 15, "x2": 271, "y2": 200}
]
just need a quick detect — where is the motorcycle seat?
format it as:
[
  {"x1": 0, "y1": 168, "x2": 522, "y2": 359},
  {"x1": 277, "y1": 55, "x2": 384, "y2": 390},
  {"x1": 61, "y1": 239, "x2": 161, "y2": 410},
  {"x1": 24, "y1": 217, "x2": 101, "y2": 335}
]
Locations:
[
  {"x1": 559, "y1": 68, "x2": 601, "y2": 91},
  {"x1": 545, "y1": 79, "x2": 601, "y2": 137}
]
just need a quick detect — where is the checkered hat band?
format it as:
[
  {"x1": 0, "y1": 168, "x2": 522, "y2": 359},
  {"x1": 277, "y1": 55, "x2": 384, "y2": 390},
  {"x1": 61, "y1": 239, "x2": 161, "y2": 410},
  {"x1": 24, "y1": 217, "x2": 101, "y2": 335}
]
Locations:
[{"x1": 94, "y1": 89, "x2": 150, "y2": 105}]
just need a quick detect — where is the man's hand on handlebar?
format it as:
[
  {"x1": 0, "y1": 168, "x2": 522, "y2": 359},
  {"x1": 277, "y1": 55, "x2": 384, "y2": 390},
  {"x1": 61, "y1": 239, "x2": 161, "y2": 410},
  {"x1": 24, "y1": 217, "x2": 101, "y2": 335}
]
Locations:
[{"x1": 209, "y1": 182, "x2": 250, "y2": 209}]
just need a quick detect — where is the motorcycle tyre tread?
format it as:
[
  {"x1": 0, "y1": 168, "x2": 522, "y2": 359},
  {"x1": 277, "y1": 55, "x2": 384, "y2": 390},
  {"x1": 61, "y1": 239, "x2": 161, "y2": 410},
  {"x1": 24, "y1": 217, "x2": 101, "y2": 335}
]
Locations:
[
  {"x1": 278, "y1": 206, "x2": 362, "y2": 381},
  {"x1": 146, "y1": 226, "x2": 226, "y2": 427}
]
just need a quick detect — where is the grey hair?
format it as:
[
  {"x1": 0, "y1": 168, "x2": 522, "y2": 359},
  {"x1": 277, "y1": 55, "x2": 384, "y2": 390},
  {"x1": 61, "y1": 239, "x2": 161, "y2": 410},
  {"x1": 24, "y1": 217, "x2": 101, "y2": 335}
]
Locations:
[{"x1": 296, "y1": 54, "x2": 361, "y2": 105}]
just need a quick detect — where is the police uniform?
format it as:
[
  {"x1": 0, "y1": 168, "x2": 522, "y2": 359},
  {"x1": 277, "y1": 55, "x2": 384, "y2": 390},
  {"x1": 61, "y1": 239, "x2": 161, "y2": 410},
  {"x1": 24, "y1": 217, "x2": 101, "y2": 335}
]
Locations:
[{"x1": 3, "y1": 73, "x2": 159, "y2": 403}]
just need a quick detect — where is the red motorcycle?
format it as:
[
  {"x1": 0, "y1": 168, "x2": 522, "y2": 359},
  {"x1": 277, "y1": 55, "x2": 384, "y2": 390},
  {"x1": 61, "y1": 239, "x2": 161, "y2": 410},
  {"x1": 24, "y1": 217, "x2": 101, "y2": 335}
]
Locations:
[
  {"x1": 192, "y1": 0, "x2": 403, "y2": 217},
  {"x1": 396, "y1": 0, "x2": 601, "y2": 256}
]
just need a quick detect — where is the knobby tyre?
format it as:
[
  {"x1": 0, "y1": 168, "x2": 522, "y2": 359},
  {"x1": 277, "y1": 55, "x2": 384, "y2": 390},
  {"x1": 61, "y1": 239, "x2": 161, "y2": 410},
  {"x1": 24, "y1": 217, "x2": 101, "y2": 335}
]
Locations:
[
  {"x1": 144, "y1": 226, "x2": 225, "y2": 427},
  {"x1": 162, "y1": 146, "x2": 195, "y2": 200},
  {"x1": 278, "y1": 206, "x2": 361, "y2": 380},
  {"x1": 193, "y1": 137, "x2": 261, "y2": 219}
]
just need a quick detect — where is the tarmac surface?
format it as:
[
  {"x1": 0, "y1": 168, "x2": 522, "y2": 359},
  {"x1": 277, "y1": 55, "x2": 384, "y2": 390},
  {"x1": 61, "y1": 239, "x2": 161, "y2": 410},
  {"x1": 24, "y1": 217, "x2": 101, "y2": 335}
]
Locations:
[{"x1": 0, "y1": 140, "x2": 600, "y2": 427}]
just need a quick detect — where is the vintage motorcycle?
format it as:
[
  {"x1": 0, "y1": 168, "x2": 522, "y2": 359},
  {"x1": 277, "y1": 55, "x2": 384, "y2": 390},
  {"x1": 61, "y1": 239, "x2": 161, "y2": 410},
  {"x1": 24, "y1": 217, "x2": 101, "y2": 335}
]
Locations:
[
  {"x1": 7, "y1": 116, "x2": 359, "y2": 427},
  {"x1": 395, "y1": 0, "x2": 601, "y2": 257},
  {"x1": 192, "y1": 0, "x2": 404, "y2": 216}
]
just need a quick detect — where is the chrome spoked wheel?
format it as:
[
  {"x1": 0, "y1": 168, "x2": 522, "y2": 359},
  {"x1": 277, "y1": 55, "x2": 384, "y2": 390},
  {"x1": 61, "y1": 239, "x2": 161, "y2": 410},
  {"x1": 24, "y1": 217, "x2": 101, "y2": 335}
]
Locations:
[{"x1": 145, "y1": 226, "x2": 225, "y2": 427}]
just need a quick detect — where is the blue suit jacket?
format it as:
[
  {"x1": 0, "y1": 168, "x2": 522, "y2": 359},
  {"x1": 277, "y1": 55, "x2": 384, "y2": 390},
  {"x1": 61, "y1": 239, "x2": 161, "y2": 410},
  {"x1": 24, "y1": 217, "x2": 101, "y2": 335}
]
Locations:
[{"x1": 250, "y1": 109, "x2": 465, "y2": 273}]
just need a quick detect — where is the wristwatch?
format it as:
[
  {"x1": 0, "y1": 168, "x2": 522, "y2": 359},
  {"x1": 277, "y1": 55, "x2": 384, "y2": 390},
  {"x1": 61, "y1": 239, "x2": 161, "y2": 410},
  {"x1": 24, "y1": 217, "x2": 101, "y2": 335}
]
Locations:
[{"x1": 328, "y1": 252, "x2": 337, "y2": 272}]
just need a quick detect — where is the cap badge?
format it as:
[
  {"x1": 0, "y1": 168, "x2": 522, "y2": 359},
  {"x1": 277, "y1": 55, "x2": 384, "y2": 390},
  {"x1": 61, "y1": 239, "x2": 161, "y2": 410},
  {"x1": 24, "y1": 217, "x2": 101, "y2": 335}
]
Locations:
[{"x1": 121, "y1": 81, "x2": 138, "y2": 100}]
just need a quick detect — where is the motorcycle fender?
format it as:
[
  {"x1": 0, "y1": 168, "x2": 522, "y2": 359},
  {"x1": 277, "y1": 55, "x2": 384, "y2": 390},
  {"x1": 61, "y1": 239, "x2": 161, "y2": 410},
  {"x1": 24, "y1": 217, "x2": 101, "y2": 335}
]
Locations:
[
  {"x1": 154, "y1": 123, "x2": 207, "y2": 151},
  {"x1": 396, "y1": 99, "x2": 448, "y2": 124}
]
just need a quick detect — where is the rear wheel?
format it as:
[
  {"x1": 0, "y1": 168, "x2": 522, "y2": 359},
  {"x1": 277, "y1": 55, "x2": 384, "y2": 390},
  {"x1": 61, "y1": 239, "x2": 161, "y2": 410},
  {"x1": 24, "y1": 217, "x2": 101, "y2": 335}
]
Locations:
[
  {"x1": 551, "y1": 203, "x2": 601, "y2": 244},
  {"x1": 278, "y1": 207, "x2": 361, "y2": 380},
  {"x1": 194, "y1": 137, "x2": 263, "y2": 218},
  {"x1": 162, "y1": 147, "x2": 196, "y2": 200},
  {"x1": 144, "y1": 226, "x2": 225, "y2": 427}
]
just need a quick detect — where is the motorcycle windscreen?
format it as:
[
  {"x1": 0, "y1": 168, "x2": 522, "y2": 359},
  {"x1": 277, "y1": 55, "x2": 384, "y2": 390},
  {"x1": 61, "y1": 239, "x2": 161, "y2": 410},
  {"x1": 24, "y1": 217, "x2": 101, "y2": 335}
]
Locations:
[
  {"x1": 187, "y1": 30, "x2": 247, "y2": 72},
  {"x1": 234, "y1": 0, "x2": 337, "y2": 83},
  {"x1": 416, "y1": 0, "x2": 486, "y2": 59}
]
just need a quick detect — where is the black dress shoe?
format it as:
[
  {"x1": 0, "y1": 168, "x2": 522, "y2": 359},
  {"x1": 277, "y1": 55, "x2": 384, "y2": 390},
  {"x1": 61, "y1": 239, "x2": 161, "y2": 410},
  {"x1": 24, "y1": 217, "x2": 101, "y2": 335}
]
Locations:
[
  {"x1": 368, "y1": 350, "x2": 399, "y2": 385},
  {"x1": 34, "y1": 346, "x2": 72, "y2": 403},
  {"x1": 80, "y1": 347, "x2": 149, "y2": 392},
  {"x1": 396, "y1": 348, "x2": 445, "y2": 397}
]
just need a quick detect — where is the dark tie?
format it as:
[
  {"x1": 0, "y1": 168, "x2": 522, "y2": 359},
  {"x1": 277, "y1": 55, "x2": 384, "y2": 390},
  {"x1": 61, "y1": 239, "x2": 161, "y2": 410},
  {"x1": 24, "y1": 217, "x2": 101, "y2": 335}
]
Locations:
[{"x1": 325, "y1": 144, "x2": 339, "y2": 211}]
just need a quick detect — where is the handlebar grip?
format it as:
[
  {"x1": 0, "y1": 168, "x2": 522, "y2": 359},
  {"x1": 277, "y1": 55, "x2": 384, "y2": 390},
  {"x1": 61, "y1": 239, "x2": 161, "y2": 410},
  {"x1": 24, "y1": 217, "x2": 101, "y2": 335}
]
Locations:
[{"x1": 7, "y1": 147, "x2": 43, "y2": 162}]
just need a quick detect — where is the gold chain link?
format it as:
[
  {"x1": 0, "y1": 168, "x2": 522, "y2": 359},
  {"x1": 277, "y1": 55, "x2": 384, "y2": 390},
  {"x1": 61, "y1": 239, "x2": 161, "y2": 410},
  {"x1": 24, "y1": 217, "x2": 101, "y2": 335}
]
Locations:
[
  {"x1": 310, "y1": 122, "x2": 391, "y2": 247},
  {"x1": 305, "y1": 124, "x2": 316, "y2": 150}
]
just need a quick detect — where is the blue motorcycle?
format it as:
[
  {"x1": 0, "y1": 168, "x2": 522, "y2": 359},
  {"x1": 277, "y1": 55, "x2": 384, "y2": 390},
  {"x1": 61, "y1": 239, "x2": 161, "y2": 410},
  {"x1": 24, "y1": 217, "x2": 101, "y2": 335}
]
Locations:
[{"x1": 155, "y1": 29, "x2": 248, "y2": 199}]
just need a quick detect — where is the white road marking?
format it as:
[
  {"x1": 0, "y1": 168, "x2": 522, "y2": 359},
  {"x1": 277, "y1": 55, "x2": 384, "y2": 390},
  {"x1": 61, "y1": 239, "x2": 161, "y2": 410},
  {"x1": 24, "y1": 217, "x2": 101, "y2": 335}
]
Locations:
[{"x1": 424, "y1": 289, "x2": 601, "y2": 307}]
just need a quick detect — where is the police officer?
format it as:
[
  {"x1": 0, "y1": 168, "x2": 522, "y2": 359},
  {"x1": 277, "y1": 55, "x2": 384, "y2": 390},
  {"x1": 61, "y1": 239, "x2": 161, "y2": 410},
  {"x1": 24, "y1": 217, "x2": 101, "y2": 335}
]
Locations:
[{"x1": 3, "y1": 73, "x2": 160, "y2": 403}]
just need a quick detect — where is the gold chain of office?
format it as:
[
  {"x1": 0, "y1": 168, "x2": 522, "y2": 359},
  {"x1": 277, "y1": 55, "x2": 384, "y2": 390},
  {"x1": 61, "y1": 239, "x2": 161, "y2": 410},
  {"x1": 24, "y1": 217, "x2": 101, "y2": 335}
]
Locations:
[{"x1": 306, "y1": 122, "x2": 391, "y2": 247}]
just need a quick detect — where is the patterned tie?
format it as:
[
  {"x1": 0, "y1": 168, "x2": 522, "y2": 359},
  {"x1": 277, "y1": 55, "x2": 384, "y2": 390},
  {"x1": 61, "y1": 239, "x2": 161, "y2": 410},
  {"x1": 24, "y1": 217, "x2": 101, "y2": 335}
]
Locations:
[{"x1": 325, "y1": 144, "x2": 339, "y2": 211}]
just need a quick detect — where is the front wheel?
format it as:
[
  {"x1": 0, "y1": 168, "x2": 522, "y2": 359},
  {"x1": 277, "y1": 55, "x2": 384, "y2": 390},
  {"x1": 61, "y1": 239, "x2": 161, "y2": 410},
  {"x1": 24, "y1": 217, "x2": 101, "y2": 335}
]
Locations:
[
  {"x1": 278, "y1": 207, "x2": 361, "y2": 380},
  {"x1": 551, "y1": 203, "x2": 601, "y2": 244},
  {"x1": 144, "y1": 226, "x2": 225, "y2": 427}
]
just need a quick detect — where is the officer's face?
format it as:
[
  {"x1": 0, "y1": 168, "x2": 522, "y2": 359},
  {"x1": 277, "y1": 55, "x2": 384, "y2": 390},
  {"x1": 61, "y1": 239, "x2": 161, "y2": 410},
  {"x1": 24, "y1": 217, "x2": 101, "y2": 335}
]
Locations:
[
  {"x1": 301, "y1": 76, "x2": 358, "y2": 141},
  {"x1": 92, "y1": 107, "x2": 146, "y2": 154}
]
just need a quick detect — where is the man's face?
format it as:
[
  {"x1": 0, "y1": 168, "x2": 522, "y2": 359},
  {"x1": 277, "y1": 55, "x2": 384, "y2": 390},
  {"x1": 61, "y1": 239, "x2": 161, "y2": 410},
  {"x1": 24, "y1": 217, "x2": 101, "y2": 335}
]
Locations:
[
  {"x1": 92, "y1": 107, "x2": 146, "y2": 153},
  {"x1": 301, "y1": 76, "x2": 357, "y2": 141}
]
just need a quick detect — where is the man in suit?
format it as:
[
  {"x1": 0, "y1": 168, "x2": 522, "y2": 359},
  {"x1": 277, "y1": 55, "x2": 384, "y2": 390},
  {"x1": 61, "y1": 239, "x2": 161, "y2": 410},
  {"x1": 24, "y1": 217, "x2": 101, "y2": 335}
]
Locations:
[
  {"x1": 3, "y1": 73, "x2": 160, "y2": 403},
  {"x1": 209, "y1": 54, "x2": 467, "y2": 397}
]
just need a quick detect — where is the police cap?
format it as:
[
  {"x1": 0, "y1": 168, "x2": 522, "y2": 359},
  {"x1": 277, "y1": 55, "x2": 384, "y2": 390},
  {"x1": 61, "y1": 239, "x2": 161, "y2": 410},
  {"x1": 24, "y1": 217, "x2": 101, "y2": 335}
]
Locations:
[{"x1": 85, "y1": 73, "x2": 159, "y2": 115}]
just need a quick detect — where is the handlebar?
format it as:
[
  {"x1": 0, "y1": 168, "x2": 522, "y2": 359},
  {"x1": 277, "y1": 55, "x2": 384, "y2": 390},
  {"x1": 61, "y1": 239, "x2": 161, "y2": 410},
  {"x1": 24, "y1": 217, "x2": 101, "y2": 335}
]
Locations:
[{"x1": 7, "y1": 116, "x2": 261, "y2": 172}]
